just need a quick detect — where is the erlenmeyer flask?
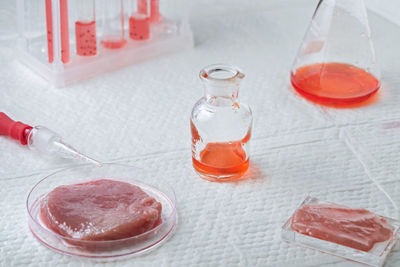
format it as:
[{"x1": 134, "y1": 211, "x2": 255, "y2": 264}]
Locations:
[{"x1": 290, "y1": 0, "x2": 381, "y2": 105}]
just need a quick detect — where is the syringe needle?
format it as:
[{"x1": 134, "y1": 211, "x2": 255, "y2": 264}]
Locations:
[{"x1": 52, "y1": 140, "x2": 102, "y2": 167}]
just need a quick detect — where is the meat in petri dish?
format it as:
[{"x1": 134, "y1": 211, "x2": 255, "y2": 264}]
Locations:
[
  {"x1": 291, "y1": 203, "x2": 393, "y2": 252},
  {"x1": 40, "y1": 179, "x2": 162, "y2": 241}
]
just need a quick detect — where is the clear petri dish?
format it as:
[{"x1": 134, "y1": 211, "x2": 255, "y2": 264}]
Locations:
[{"x1": 27, "y1": 163, "x2": 177, "y2": 258}]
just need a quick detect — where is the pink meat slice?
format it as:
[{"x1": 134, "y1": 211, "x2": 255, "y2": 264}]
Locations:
[
  {"x1": 40, "y1": 179, "x2": 162, "y2": 241},
  {"x1": 291, "y1": 203, "x2": 393, "y2": 251}
]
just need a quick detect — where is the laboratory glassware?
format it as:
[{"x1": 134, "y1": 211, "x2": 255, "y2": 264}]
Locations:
[
  {"x1": 75, "y1": 0, "x2": 97, "y2": 56},
  {"x1": 0, "y1": 112, "x2": 100, "y2": 166},
  {"x1": 101, "y1": 0, "x2": 127, "y2": 49},
  {"x1": 282, "y1": 196, "x2": 400, "y2": 267},
  {"x1": 190, "y1": 64, "x2": 253, "y2": 182},
  {"x1": 129, "y1": 0, "x2": 150, "y2": 40},
  {"x1": 27, "y1": 163, "x2": 177, "y2": 257},
  {"x1": 45, "y1": 0, "x2": 70, "y2": 63},
  {"x1": 150, "y1": 0, "x2": 161, "y2": 23},
  {"x1": 290, "y1": 0, "x2": 381, "y2": 105},
  {"x1": 17, "y1": 0, "x2": 193, "y2": 87}
]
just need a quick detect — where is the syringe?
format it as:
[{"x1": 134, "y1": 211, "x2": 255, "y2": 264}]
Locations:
[{"x1": 0, "y1": 112, "x2": 101, "y2": 166}]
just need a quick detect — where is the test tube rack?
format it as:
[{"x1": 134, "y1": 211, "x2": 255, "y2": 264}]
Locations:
[{"x1": 16, "y1": 0, "x2": 193, "y2": 87}]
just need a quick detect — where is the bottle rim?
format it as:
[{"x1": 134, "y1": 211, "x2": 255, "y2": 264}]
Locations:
[{"x1": 200, "y1": 64, "x2": 245, "y2": 83}]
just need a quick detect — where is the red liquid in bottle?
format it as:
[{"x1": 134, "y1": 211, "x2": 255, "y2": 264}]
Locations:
[
  {"x1": 191, "y1": 122, "x2": 250, "y2": 182},
  {"x1": 129, "y1": 14, "x2": 150, "y2": 40},
  {"x1": 192, "y1": 142, "x2": 249, "y2": 182},
  {"x1": 291, "y1": 62, "x2": 380, "y2": 105},
  {"x1": 75, "y1": 21, "x2": 97, "y2": 56}
]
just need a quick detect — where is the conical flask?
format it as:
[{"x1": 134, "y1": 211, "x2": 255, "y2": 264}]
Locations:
[{"x1": 290, "y1": 0, "x2": 381, "y2": 105}]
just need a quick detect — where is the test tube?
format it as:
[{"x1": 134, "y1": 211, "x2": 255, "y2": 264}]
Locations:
[
  {"x1": 150, "y1": 0, "x2": 161, "y2": 23},
  {"x1": 60, "y1": 0, "x2": 70, "y2": 63},
  {"x1": 45, "y1": 0, "x2": 54, "y2": 62},
  {"x1": 101, "y1": 0, "x2": 127, "y2": 49},
  {"x1": 137, "y1": 0, "x2": 148, "y2": 15},
  {"x1": 129, "y1": 0, "x2": 150, "y2": 40},
  {"x1": 45, "y1": 0, "x2": 70, "y2": 63},
  {"x1": 75, "y1": 0, "x2": 97, "y2": 56}
]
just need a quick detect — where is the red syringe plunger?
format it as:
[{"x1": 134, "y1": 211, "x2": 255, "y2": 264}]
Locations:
[{"x1": 0, "y1": 112, "x2": 32, "y2": 145}]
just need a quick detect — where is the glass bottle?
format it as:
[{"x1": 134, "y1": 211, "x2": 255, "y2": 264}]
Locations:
[
  {"x1": 291, "y1": 0, "x2": 381, "y2": 106},
  {"x1": 190, "y1": 64, "x2": 253, "y2": 182}
]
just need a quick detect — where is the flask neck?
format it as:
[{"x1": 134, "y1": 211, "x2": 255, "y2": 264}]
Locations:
[{"x1": 200, "y1": 64, "x2": 244, "y2": 102}]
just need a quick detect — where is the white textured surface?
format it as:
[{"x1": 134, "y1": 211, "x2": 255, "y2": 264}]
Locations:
[{"x1": 1, "y1": 0, "x2": 400, "y2": 266}]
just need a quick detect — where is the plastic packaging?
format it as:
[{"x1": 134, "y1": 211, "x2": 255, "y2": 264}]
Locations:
[
  {"x1": 27, "y1": 163, "x2": 177, "y2": 257},
  {"x1": 16, "y1": 0, "x2": 193, "y2": 87},
  {"x1": 190, "y1": 64, "x2": 253, "y2": 182},
  {"x1": 282, "y1": 196, "x2": 400, "y2": 267},
  {"x1": 290, "y1": 0, "x2": 381, "y2": 105}
]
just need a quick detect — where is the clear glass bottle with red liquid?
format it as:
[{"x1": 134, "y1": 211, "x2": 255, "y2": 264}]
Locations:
[
  {"x1": 75, "y1": 0, "x2": 97, "y2": 56},
  {"x1": 291, "y1": 0, "x2": 381, "y2": 106},
  {"x1": 191, "y1": 64, "x2": 253, "y2": 182}
]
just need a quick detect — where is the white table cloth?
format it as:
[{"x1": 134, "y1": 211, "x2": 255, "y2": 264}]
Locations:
[{"x1": 1, "y1": 0, "x2": 400, "y2": 266}]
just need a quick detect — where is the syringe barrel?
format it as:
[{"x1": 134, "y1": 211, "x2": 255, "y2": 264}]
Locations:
[{"x1": 26, "y1": 126, "x2": 61, "y2": 153}]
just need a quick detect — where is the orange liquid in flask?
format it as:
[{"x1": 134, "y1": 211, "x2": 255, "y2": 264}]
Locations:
[{"x1": 291, "y1": 63, "x2": 380, "y2": 105}]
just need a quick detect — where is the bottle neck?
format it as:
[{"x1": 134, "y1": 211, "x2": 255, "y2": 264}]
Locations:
[
  {"x1": 204, "y1": 84, "x2": 239, "y2": 103},
  {"x1": 200, "y1": 64, "x2": 244, "y2": 104}
]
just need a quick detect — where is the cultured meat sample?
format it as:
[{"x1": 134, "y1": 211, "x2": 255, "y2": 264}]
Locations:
[
  {"x1": 40, "y1": 179, "x2": 162, "y2": 242},
  {"x1": 291, "y1": 203, "x2": 393, "y2": 252}
]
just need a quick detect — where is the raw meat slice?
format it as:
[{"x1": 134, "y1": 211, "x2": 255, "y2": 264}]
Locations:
[
  {"x1": 291, "y1": 203, "x2": 393, "y2": 251},
  {"x1": 40, "y1": 179, "x2": 162, "y2": 242}
]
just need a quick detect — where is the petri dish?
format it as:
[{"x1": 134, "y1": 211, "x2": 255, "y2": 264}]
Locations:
[
  {"x1": 282, "y1": 196, "x2": 400, "y2": 267},
  {"x1": 27, "y1": 163, "x2": 177, "y2": 258}
]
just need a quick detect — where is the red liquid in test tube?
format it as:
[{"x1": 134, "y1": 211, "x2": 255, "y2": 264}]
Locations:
[
  {"x1": 150, "y1": 0, "x2": 161, "y2": 22},
  {"x1": 101, "y1": 0, "x2": 127, "y2": 49},
  {"x1": 45, "y1": 0, "x2": 53, "y2": 63},
  {"x1": 101, "y1": 38, "x2": 127, "y2": 49},
  {"x1": 45, "y1": 0, "x2": 70, "y2": 63},
  {"x1": 75, "y1": 0, "x2": 97, "y2": 56},
  {"x1": 60, "y1": 0, "x2": 70, "y2": 63},
  {"x1": 75, "y1": 21, "x2": 97, "y2": 56},
  {"x1": 129, "y1": 14, "x2": 150, "y2": 40},
  {"x1": 138, "y1": 0, "x2": 148, "y2": 15}
]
